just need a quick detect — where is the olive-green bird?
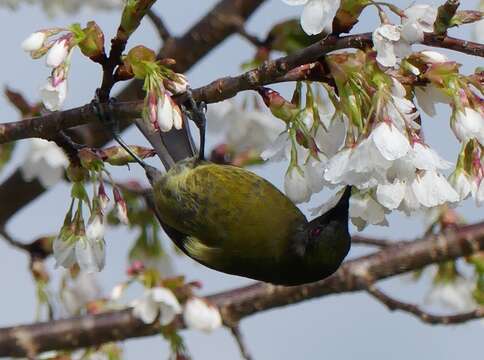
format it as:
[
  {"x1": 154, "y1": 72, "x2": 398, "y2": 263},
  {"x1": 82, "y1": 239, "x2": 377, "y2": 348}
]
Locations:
[{"x1": 108, "y1": 94, "x2": 351, "y2": 286}]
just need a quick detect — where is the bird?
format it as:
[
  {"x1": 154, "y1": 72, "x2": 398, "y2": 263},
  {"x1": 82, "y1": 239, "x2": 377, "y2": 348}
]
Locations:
[{"x1": 101, "y1": 91, "x2": 352, "y2": 286}]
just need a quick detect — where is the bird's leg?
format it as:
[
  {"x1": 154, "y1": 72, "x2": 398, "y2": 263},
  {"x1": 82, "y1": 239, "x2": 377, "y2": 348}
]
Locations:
[
  {"x1": 92, "y1": 91, "x2": 147, "y2": 170},
  {"x1": 182, "y1": 88, "x2": 207, "y2": 161}
]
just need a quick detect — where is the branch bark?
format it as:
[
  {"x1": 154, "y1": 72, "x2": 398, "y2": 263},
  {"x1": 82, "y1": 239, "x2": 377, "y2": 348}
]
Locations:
[
  {"x1": 1, "y1": 221, "x2": 483, "y2": 357},
  {"x1": 0, "y1": 0, "x2": 266, "y2": 227}
]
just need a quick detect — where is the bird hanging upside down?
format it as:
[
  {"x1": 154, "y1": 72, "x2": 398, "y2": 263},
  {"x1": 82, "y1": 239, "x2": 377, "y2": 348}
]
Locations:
[{"x1": 99, "y1": 91, "x2": 352, "y2": 286}]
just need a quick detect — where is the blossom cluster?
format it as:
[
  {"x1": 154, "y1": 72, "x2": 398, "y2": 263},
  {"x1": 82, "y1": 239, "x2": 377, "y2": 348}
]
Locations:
[
  {"x1": 22, "y1": 21, "x2": 106, "y2": 111},
  {"x1": 124, "y1": 46, "x2": 189, "y2": 133},
  {"x1": 255, "y1": 48, "x2": 483, "y2": 229},
  {"x1": 52, "y1": 145, "x2": 155, "y2": 273}
]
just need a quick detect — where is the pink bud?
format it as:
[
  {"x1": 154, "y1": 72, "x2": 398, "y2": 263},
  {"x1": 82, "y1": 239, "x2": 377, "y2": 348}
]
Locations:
[
  {"x1": 113, "y1": 187, "x2": 129, "y2": 224},
  {"x1": 98, "y1": 181, "x2": 110, "y2": 211}
]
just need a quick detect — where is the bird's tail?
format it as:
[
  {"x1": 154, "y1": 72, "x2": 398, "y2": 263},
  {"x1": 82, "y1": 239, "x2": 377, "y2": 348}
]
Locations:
[{"x1": 135, "y1": 114, "x2": 196, "y2": 171}]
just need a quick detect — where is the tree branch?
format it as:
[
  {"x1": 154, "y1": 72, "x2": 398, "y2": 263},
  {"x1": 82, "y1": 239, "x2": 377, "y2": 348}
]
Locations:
[
  {"x1": 229, "y1": 325, "x2": 253, "y2": 360},
  {"x1": 146, "y1": 9, "x2": 172, "y2": 41},
  {"x1": 1, "y1": 222, "x2": 484, "y2": 357},
  {"x1": 0, "y1": 0, "x2": 266, "y2": 227},
  {"x1": 351, "y1": 235, "x2": 396, "y2": 248},
  {"x1": 366, "y1": 285, "x2": 484, "y2": 325}
]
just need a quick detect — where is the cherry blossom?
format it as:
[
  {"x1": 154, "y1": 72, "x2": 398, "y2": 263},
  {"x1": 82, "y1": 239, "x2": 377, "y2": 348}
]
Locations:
[
  {"x1": 285, "y1": 166, "x2": 312, "y2": 203},
  {"x1": 21, "y1": 138, "x2": 69, "y2": 187},
  {"x1": 400, "y1": 4, "x2": 437, "y2": 43},
  {"x1": 21, "y1": 31, "x2": 46, "y2": 52},
  {"x1": 40, "y1": 76, "x2": 67, "y2": 111},
  {"x1": 183, "y1": 297, "x2": 222, "y2": 333},
  {"x1": 452, "y1": 107, "x2": 484, "y2": 145},
  {"x1": 75, "y1": 214, "x2": 106, "y2": 273},
  {"x1": 46, "y1": 39, "x2": 69, "y2": 68},
  {"x1": 132, "y1": 287, "x2": 182, "y2": 325},
  {"x1": 281, "y1": 0, "x2": 340, "y2": 35},
  {"x1": 372, "y1": 24, "x2": 410, "y2": 68}
]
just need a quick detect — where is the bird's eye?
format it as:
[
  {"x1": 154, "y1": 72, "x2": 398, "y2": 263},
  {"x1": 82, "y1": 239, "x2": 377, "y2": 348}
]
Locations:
[{"x1": 310, "y1": 227, "x2": 322, "y2": 238}]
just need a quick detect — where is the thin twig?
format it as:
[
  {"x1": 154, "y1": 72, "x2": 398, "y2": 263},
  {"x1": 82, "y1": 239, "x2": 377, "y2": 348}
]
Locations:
[
  {"x1": 230, "y1": 325, "x2": 253, "y2": 360},
  {"x1": 98, "y1": 0, "x2": 157, "y2": 101},
  {"x1": 146, "y1": 9, "x2": 172, "y2": 41},
  {"x1": 366, "y1": 285, "x2": 484, "y2": 325},
  {"x1": 0, "y1": 227, "x2": 30, "y2": 252}
]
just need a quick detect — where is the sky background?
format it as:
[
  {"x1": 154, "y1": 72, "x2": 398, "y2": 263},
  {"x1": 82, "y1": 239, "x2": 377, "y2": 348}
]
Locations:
[{"x1": 0, "y1": 0, "x2": 483, "y2": 359}]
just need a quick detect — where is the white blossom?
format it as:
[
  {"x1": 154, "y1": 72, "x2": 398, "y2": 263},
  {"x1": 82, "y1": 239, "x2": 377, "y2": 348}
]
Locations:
[
  {"x1": 407, "y1": 142, "x2": 452, "y2": 171},
  {"x1": 75, "y1": 215, "x2": 106, "y2": 273},
  {"x1": 132, "y1": 287, "x2": 182, "y2": 325},
  {"x1": 53, "y1": 235, "x2": 76, "y2": 269},
  {"x1": 21, "y1": 31, "x2": 46, "y2": 52},
  {"x1": 227, "y1": 110, "x2": 284, "y2": 153},
  {"x1": 183, "y1": 297, "x2": 222, "y2": 333},
  {"x1": 21, "y1": 138, "x2": 69, "y2": 187},
  {"x1": 40, "y1": 77, "x2": 67, "y2": 111},
  {"x1": 61, "y1": 273, "x2": 101, "y2": 315},
  {"x1": 411, "y1": 170, "x2": 459, "y2": 208},
  {"x1": 281, "y1": 0, "x2": 341, "y2": 35},
  {"x1": 314, "y1": 117, "x2": 346, "y2": 157},
  {"x1": 350, "y1": 191, "x2": 388, "y2": 230},
  {"x1": 426, "y1": 277, "x2": 476, "y2": 312},
  {"x1": 157, "y1": 96, "x2": 174, "y2": 132},
  {"x1": 401, "y1": 4, "x2": 437, "y2": 43},
  {"x1": 304, "y1": 155, "x2": 328, "y2": 193},
  {"x1": 420, "y1": 50, "x2": 449, "y2": 64},
  {"x1": 116, "y1": 201, "x2": 129, "y2": 225},
  {"x1": 371, "y1": 122, "x2": 411, "y2": 161},
  {"x1": 372, "y1": 24, "x2": 410, "y2": 68},
  {"x1": 46, "y1": 39, "x2": 69, "y2": 68},
  {"x1": 324, "y1": 148, "x2": 352, "y2": 185},
  {"x1": 452, "y1": 107, "x2": 484, "y2": 145},
  {"x1": 206, "y1": 100, "x2": 235, "y2": 132},
  {"x1": 415, "y1": 85, "x2": 450, "y2": 117},
  {"x1": 376, "y1": 180, "x2": 406, "y2": 210},
  {"x1": 448, "y1": 169, "x2": 472, "y2": 201},
  {"x1": 285, "y1": 166, "x2": 311, "y2": 203},
  {"x1": 261, "y1": 131, "x2": 291, "y2": 162},
  {"x1": 209, "y1": 100, "x2": 284, "y2": 153}
]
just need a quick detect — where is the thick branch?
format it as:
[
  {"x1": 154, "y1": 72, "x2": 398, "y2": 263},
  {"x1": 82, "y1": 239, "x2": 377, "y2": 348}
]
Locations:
[
  {"x1": 1, "y1": 222, "x2": 483, "y2": 357},
  {"x1": 0, "y1": 0, "x2": 266, "y2": 227}
]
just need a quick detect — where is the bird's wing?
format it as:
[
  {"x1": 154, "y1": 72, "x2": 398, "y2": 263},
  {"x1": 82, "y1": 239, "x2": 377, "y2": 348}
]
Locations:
[{"x1": 155, "y1": 162, "x2": 307, "y2": 269}]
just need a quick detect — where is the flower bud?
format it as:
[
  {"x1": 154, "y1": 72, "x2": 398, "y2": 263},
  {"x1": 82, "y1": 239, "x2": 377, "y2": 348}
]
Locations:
[
  {"x1": 257, "y1": 87, "x2": 298, "y2": 122},
  {"x1": 46, "y1": 38, "x2": 70, "y2": 68},
  {"x1": 114, "y1": 61, "x2": 134, "y2": 81},
  {"x1": 98, "y1": 181, "x2": 110, "y2": 211},
  {"x1": 78, "y1": 21, "x2": 105, "y2": 61},
  {"x1": 40, "y1": 76, "x2": 67, "y2": 111},
  {"x1": 163, "y1": 73, "x2": 189, "y2": 95},
  {"x1": 102, "y1": 145, "x2": 156, "y2": 165},
  {"x1": 78, "y1": 148, "x2": 104, "y2": 171},
  {"x1": 157, "y1": 95, "x2": 174, "y2": 132},
  {"x1": 126, "y1": 45, "x2": 156, "y2": 79},
  {"x1": 113, "y1": 187, "x2": 129, "y2": 225},
  {"x1": 22, "y1": 31, "x2": 46, "y2": 52},
  {"x1": 183, "y1": 297, "x2": 222, "y2": 333},
  {"x1": 67, "y1": 164, "x2": 89, "y2": 183},
  {"x1": 127, "y1": 260, "x2": 145, "y2": 276}
]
